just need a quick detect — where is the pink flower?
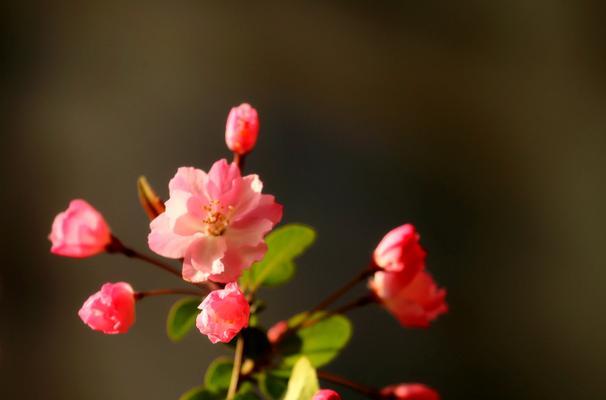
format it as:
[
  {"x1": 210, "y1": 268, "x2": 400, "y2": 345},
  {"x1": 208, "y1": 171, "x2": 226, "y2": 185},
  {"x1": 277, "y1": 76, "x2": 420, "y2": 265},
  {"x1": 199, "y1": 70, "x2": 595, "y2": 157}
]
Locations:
[
  {"x1": 225, "y1": 103, "x2": 259, "y2": 155},
  {"x1": 196, "y1": 282, "x2": 250, "y2": 344},
  {"x1": 78, "y1": 282, "x2": 136, "y2": 334},
  {"x1": 49, "y1": 199, "x2": 112, "y2": 258},
  {"x1": 380, "y1": 384, "x2": 440, "y2": 400},
  {"x1": 373, "y1": 224, "x2": 426, "y2": 285},
  {"x1": 313, "y1": 389, "x2": 342, "y2": 400},
  {"x1": 148, "y1": 159, "x2": 282, "y2": 283},
  {"x1": 267, "y1": 320, "x2": 289, "y2": 344},
  {"x1": 370, "y1": 270, "x2": 447, "y2": 328}
]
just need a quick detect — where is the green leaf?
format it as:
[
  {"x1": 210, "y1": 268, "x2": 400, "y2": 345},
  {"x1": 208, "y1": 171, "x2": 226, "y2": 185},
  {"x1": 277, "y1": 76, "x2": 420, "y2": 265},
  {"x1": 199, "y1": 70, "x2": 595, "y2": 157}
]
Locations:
[
  {"x1": 258, "y1": 372, "x2": 289, "y2": 400},
  {"x1": 167, "y1": 297, "x2": 201, "y2": 342},
  {"x1": 204, "y1": 357, "x2": 234, "y2": 393},
  {"x1": 178, "y1": 386, "x2": 221, "y2": 400},
  {"x1": 262, "y1": 260, "x2": 296, "y2": 286},
  {"x1": 234, "y1": 390, "x2": 261, "y2": 400},
  {"x1": 283, "y1": 357, "x2": 319, "y2": 400},
  {"x1": 244, "y1": 224, "x2": 316, "y2": 291},
  {"x1": 275, "y1": 313, "x2": 352, "y2": 375},
  {"x1": 234, "y1": 382, "x2": 262, "y2": 400}
]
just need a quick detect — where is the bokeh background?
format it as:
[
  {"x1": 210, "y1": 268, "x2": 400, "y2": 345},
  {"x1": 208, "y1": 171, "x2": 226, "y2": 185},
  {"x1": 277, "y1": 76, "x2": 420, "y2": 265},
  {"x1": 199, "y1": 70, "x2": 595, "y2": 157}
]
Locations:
[{"x1": 2, "y1": 1, "x2": 605, "y2": 399}]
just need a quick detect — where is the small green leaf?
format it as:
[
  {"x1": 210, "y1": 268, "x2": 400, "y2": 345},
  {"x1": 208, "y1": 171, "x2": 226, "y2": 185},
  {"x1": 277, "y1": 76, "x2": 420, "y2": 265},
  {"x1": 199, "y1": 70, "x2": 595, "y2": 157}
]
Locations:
[
  {"x1": 283, "y1": 357, "x2": 319, "y2": 400},
  {"x1": 234, "y1": 390, "x2": 261, "y2": 400},
  {"x1": 204, "y1": 357, "x2": 233, "y2": 393},
  {"x1": 167, "y1": 297, "x2": 201, "y2": 342},
  {"x1": 245, "y1": 224, "x2": 316, "y2": 292},
  {"x1": 234, "y1": 382, "x2": 262, "y2": 400},
  {"x1": 179, "y1": 386, "x2": 221, "y2": 400},
  {"x1": 258, "y1": 372, "x2": 289, "y2": 400},
  {"x1": 262, "y1": 260, "x2": 296, "y2": 286},
  {"x1": 276, "y1": 313, "x2": 352, "y2": 374}
]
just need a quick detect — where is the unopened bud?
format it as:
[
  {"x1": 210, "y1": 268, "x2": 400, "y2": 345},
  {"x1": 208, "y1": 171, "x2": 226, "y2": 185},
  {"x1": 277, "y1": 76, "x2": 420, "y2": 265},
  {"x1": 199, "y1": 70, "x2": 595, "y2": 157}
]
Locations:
[
  {"x1": 380, "y1": 383, "x2": 440, "y2": 400},
  {"x1": 137, "y1": 176, "x2": 165, "y2": 220},
  {"x1": 313, "y1": 390, "x2": 342, "y2": 400},
  {"x1": 225, "y1": 103, "x2": 259, "y2": 155},
  {"x1": 267, "y1": 320, "x2": 289, "y2": 344}
]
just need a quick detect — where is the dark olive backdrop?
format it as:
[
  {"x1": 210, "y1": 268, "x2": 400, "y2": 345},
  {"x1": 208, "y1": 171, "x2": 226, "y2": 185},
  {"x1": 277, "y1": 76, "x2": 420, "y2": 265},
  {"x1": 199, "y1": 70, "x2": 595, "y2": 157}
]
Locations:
[{"x1": 2, "y1": 1, "x2": 605, "y2": 399}]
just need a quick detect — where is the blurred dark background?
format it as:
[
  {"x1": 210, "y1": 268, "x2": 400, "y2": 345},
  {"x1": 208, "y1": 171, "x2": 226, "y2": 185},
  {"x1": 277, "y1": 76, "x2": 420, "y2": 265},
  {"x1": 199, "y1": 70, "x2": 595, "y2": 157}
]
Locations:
[{"x1": 2, "y1": 1, "x2": 605, "y2": 399}]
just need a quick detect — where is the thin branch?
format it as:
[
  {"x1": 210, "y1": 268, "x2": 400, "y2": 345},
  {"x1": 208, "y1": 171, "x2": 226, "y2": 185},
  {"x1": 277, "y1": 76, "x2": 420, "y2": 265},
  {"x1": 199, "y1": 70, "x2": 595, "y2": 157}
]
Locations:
[
  {"x1": 227, "y1": 335, "x2": 245, "y2": 400},
  {"x1": 135, "y1": 288, "x2": 205, "y2": 300},
  {"x1": 233, "y1": 153, "x2": 247, "y2": 172},
  {"x1": 291, "y1": 266, "x2": 374, "y2": 330},
  {"x1": 309, "y1": 267, "x2": 374, "y2": 314},
  {"x1": 300, "y1": 294, "x2": 376, "y2": 329},
  {"x1": 330, "y1": 294, "x2": 376, "y2": 315},
  {"x1": 106, "y1": 235, "x2": 219, "y2": 292},
  {"x1": 317, "y1": 370, "x2": 381, "y2": 399},
  {"x1": 128, "y1": 250, "x2": 183, "y2": 278}
]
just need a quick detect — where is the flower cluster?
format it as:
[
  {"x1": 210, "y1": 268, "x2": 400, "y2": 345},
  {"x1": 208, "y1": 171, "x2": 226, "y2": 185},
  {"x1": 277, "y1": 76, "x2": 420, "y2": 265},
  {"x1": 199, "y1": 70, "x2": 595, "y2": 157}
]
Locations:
[
  {"x1": 49, "y1": 103, "x2": 448, "y2": 400},
  {"x1": 370, "y1": 224, "x2": 448, "y2": 328}
]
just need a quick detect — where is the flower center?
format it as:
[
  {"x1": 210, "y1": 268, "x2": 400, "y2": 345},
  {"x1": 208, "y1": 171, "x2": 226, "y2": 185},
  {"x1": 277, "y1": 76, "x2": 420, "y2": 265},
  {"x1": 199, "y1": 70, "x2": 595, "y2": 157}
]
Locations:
[{"x1": 202, "y1": 200, "x2": 233, "y2": 236}]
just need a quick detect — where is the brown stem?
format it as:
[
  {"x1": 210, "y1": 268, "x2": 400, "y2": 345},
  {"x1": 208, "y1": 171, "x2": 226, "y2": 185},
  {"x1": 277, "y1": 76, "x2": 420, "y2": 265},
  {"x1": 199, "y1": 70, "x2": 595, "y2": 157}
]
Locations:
[
  {"x1": 317, "y1": 371, "x2": 381, "y2": 399},
  {"x1": 233, "y1": 153, "x2": 247, "y2": 172},
  {"x1": 128, "y1": 249, "x2": 183, "y2": 278},
  {"x1": 107, "y1": 236, "x2": 219, "y2": 292},
  {"x1": 273, "y1": 294, "x2": 375, "y2": 348},
  {"x1": 227, "y1": 335, "x2": 245, "y2": 400},
  {"x1": 310, "y1": 266, "x2": 374, "y2": 313},
  {"x1": 331, "y1": 294, "x2": 376, "y2": 315},
  {"x1": 292, "y1": 266, "x2": 374, "y2": 330},
  {"x1": 300, "y1": 294, "x2": 376, "y2": 329},
  {"x1": 135, "y1": 288, "x2": 205, "y2": 300}
]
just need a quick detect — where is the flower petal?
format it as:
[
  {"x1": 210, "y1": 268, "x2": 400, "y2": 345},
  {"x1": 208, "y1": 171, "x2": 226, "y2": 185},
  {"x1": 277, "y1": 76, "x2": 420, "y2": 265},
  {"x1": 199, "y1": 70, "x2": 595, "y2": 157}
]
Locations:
[
  {"x1": 206, "y1": 159, "x2": 241, "y2": 199},
  {"x1": 208, "y1": 242, "x2": 267, "y2": 283},
  {"x1": 182, "y1": 236, "x2": 227, "y2": 282},
  {"x1": 148, "y1": 213, "x2": 198, "y2": 258},
  {"x1": 219, "y1": 175, "x2": 263, "y2": 220},
  {"x1": 169, "y1": 167, "x2": 210, "y2": 200}
]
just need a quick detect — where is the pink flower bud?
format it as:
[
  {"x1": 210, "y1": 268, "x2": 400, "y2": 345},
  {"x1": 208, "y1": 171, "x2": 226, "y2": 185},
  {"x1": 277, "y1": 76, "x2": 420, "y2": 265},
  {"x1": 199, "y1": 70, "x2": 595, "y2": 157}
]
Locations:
[
  {"x1": 370, "y1": 270, "x2": 447, "y2": 328},
  {"x1": 267, "y1": 320, "x2": 289, "y2": 344},
  {"x1": 49, "y1": 199, "x2": 112, "y2": 258},
  {"x1": 380, "y1": 383, "x2": 440, "y2": 400},
  {"x1": 78, "y1": 282, "x2": 136, "y2": 334},
  {"x1": 373, "y1": 224, "x2": 426, "y2": 284},
  {"x1": 225, "y1": 103, "x2": 259, "y2": 155},
  {"x1": 312, "y1": 389, "x2": 342, "y2": 400},
  {"x1": 196, "y1": 282, "x2": 250, "y2": 343}
]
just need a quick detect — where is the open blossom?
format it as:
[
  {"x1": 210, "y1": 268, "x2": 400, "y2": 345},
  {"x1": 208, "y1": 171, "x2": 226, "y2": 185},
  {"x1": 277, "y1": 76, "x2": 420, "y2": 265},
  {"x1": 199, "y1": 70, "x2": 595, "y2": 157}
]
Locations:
[
  {"x1": 148, "y1": 159, "x2": 282, "y2": 283},
  {"x1": 78, "y1": 282, "x2": 136, "y2": 334},
  {"x1": 196, "y1": 282, "x2": 250, "y2": 344},
  {"x1": 49, "y1": 199, "x2": 112, "y2": 258},
  {"x1": 380, "y1": 384, "x2": 440, "y2": 400},
  {"x1": 373, "y1": 224, "x2": 426, "y2": 285},
  {"x1": 370, "y1": 269, "x2": 447, "y2": 328},
  {"x1": 312, "y1": 389, "x2": 342, "y2": 400},
  {"x1": 225, "y1": 103, "x2": 259, "y2": 155}
]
